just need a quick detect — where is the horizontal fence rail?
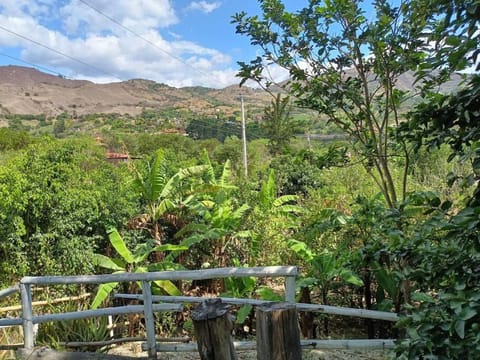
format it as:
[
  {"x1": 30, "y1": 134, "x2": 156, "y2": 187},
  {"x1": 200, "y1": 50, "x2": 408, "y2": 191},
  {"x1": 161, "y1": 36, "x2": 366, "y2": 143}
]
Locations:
[
  {"x1": 1, "y1": 266, "x2": 399, "y2": 359},
  {"x1": 142, "y1": 339, "x2": 396, "y2": 352},
  {"x1": 115, "y1": 294, "x2": 399, "y2": 322},
  {"x1": 32, "y1": 303, "x2": 183, "y2": 324},
  {"x1": 21, "y1": 266, "x2": 299, "y2": 285},
  {"x1": 0, "y1": 285, "x2": 19, "y2": 300},
  {"x1": 5, "y1": 266, "x2": 299, "y2": 359}
]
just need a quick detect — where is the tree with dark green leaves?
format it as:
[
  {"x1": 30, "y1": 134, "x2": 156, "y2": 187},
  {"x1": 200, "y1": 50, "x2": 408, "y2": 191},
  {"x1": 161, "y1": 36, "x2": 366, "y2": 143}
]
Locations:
[
  {"x1": 393, "y1": 1, "x2": 480, "y2": 357},
  {"x1": 232, "y1": 0, "x2": 428, "y2": 207},
  {"x1": 0, "y1": 137, "x2": 136, "y2": 286}
]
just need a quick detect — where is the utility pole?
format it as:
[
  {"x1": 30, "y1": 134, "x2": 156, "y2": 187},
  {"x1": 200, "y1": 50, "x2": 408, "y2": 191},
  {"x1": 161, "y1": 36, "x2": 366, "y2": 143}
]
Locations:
[{"x1": 241, "y1": 95, "x2": 248, "y2": 178}]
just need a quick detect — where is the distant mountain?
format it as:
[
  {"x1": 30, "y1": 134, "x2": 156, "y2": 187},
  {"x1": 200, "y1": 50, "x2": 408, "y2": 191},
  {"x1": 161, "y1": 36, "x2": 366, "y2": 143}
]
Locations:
[
  {"x1": 0, "y1": 65, "x2": 463, "y2": 119},
  {"x1": 0, "y1": 65, "x2": 271, "y2": 117}
]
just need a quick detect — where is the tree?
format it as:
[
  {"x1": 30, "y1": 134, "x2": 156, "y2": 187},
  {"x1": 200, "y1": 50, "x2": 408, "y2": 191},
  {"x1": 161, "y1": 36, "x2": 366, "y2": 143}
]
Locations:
[
  {"x1": 0, "y1": 137, "x2": 136, "y2": 285},
  {"x1": 393, "y1": 1, "x2": 480, "y2": 357},
  {"x1": 261, "y1": 94, "x2": 298, "y2": 155},
  {"x1": 53, "y1": 117, "x2": 66, "y2": 137},
  {"x1": 232, "y1": 0, "x2": 427, "y2": 207}
]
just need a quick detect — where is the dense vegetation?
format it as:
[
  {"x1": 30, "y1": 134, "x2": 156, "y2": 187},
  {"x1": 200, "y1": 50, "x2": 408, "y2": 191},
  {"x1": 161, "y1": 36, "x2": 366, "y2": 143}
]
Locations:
[{"x1": 1, "y1": 0, "x2": 479, "y2": 358}]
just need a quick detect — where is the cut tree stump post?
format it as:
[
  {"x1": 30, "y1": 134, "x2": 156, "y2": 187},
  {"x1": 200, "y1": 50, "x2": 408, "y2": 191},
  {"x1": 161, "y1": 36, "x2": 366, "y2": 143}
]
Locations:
[
  {"x1": 191, "y1": 298, "x2": 238, "y2": 360},
  {"x1": 256, "y1": 302, "x2": 301, "y2": 360}
]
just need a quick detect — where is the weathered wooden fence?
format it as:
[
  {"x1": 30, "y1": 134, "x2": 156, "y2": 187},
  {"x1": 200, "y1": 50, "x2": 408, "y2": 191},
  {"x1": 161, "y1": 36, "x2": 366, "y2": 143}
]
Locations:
[{"x1": 0, "y1": 266, "x2": 398, "y2": 359}]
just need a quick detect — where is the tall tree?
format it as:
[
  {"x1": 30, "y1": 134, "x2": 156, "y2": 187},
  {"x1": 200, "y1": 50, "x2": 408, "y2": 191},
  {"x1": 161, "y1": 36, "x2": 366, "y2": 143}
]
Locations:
[{"x1": 232, "y1": 0, "x2": 427, "y2": 207}]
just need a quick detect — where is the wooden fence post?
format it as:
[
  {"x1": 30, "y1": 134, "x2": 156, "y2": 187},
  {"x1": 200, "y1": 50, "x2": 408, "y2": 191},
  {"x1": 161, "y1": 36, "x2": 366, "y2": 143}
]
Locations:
[
  {"x1": 256, "y1": 302, "x2": 301, "y2": 360},
  {"x1": 191, "y1": 298, "x2": 237, "y2": 360}
]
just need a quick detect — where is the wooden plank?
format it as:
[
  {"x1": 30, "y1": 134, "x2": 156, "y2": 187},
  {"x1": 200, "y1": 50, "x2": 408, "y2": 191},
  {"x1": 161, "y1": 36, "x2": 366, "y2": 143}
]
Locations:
[
  {"x1": 284, "y1": 276, "x2": 296, "y2": 303},
  {"x1": 0, "y1": 343, "x2": 23, "y2": 350},
  {"x1": 60, "y1": 336, "x2": 191, "y2": 348},
  {"x1": 149, "y1": 341, "x2": 256, "y2": 352},
  {"x1": 32, "y1": 304, "x2": 182, "y2": 324},
  {"x1": 21, "y1": 266, "x2": 299, "y2": 285},
  {"x1": 16, "y1": 348, "x2": 148, "y2": 359},
  {"x1": 297, "y1": 303, "x2": 399, "y2": 322},
  {"x1": 117, "y1": 294, "x2": 270, "y2": 305}
]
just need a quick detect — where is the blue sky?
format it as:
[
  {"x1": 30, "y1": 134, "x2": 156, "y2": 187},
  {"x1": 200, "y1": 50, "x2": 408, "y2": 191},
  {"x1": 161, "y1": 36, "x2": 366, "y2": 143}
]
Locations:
[{"x1": 0, "y1": 0, "x2": 307, "y2": 88}]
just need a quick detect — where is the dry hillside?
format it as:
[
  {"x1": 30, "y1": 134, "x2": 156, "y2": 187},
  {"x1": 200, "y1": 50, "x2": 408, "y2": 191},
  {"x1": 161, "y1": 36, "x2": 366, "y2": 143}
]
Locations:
[
  {"x1": 0, "y1": 65, "x2": 271, "y2": 117},
  {"x1": 0, "y1": 65, "x2": 462, "y2": 120}
]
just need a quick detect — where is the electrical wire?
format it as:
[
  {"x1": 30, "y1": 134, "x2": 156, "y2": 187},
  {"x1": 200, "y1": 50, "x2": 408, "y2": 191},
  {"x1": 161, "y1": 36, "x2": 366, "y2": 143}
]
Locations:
[
  {"x1": 0, "y1": 25, "x2": 122, "y2": 81},
  {"x1": 0, "y1": 52, "x2": 68, "y2": 78},
  {"x1": 77, "y1": 0, "x2": 215, "y2": 85}
]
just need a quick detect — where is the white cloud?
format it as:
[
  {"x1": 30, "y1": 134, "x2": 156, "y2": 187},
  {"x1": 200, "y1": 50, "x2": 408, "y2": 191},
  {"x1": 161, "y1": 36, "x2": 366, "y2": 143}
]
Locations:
[
  {"x1": 59, "y1": 0, "x2": 178, "y2": 35},
  {"x1": 187, "y1": 1, "x2": 222, "y2": 14},
  {"x1": 0, "y1": 0, "x2": 239, "y2": 88}
]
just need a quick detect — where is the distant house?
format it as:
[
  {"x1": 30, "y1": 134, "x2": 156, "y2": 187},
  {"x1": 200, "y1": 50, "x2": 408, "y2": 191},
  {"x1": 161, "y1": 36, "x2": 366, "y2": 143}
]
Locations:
[{"x1": 106, "y1": 151, "x2": 140, "y2": 164}]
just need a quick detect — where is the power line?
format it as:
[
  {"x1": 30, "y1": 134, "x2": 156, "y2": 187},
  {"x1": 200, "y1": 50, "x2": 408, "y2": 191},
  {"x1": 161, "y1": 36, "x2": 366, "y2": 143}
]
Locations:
[
  {"x1": 0, "y1": 52, "x2": 68, "y2": 78},
  {"x1": 0, "y1": 25, "x2": 122, "y2": 81},
  {"x1": 77, "y1": 0, "x2": 214, "y2": 84}
]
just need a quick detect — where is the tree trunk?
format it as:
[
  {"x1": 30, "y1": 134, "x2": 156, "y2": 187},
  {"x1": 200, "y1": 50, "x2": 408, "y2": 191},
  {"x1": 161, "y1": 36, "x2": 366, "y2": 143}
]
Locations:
[
  {"x1": 191, "y1": 299, "x2": 238, "y2": 360},
  {"x1": 298, "y1": 287, "x2": 316, "y2": 339},
  {"x1": 256, "y1": 302, "x2": 302, "y2": 360}
]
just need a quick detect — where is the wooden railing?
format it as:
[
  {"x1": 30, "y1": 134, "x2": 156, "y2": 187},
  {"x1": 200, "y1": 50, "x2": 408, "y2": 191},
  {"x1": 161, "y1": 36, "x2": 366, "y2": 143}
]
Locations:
[{"x1": 1, "y1": 266, "x2": 398, "y2": 358}]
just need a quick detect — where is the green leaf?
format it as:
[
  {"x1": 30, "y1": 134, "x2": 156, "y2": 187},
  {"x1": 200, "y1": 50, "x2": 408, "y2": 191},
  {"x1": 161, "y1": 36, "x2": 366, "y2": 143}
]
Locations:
[
  {"x1": 454, "y1": 320, "x2": 465, "y2": 339},
  {"x1": 457, "y1": 307, "x2": 477, "y2": 321},
  {"x1": 256, "y1": 286, "x2": 283, "y2": 301},
  {"x1": 151, "y1": 244, "x2": 189, "y2": 252},
  {"x1": 220, "y1": 159, "x2": 232, "y2": 187},
  {"x1": 287, "y1": 239, "x2": 314, "y2": 261},
  {"x1": 93, "y1": 254, "x2": 125, "y2": 271},
  {"x1": 445, "y1": 36, "x2": 461, "y2": 46},
  {"x1": 150, "y1": 150, "x2": 167, "y2": 202},
  {"x1": 91, "y1": 282, "x2": 118, "y2": 309},
  {"x1": 340, "y1": 269, "x2": 364, "y2": 286},
  {"x1": 410, "y1": 292, "x2": 435, "y2": 303},
  {"x1": 107, "y1": 228, "x2": 134, "y2": 264},
  {"x1": 153, "y1": 280, "x2": 182, "y2": 296},
  {"x1": 236, "y1": 304, "x2": 253, "y2": 324}
]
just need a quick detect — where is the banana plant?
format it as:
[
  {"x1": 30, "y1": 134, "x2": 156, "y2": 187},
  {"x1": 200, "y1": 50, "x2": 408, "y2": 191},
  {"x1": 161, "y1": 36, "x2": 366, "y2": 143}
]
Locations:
[
  {"x1": 91, "y1": 228, "x2": 188, "y2": 309},
  {"x1": 288, "y1": 238, "x2": 363, "y2": 335},
  {"x1": 174, "y1": 156, "x2": 251, "y2": 268},
  {"x1": 131, "y1": 149, "x2": 208, "y2": 246},
  {"x1": 250, "y1": 169, "x2": 303, "y2": 261}
]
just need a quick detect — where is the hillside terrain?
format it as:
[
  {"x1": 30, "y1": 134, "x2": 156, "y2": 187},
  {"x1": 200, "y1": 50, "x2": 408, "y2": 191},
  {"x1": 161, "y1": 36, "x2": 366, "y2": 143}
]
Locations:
[
  {"x1": 0, "y1": 65, "x2": 463, "y2": 120},
  {"x1": 0, "y1": 65, "x2": 272, "y2": 118}
]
